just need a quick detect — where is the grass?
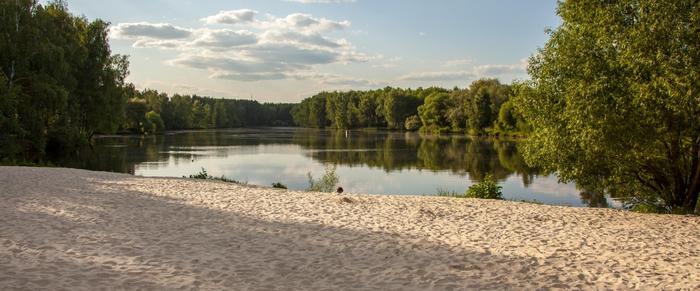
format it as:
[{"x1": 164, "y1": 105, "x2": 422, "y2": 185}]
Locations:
[
  {"x1": 436, "y1": 188, "x2": 466, "y2": 198},
  {"x1": 307, "y1": 164, "x2": 340, "y2": 192},
  {"x1": 511, "y1": 198, "x2": 543, "y2": 205},
  {"x1": 271, "y1": 182, "x2": 288, "y2": 189}
]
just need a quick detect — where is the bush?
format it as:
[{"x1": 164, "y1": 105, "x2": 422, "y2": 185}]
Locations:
[
  {"x1": 307, "y1": 164, "x2": 340, "y2": 192},
  {"x1": 272, "y1": 182, "x2": 287, "y2": 189},
  {"x1": 186, "y1": 168, "x2": 246, "y2": 184},
  {"x1": 465, "y1": 175, "x2": 503, "y2": 200},
  {"x1": 145, "y1": 111, "x2": 165, "y2": 133},
  {"x1": 631, "y1": 204, "x2": 667, "y2": 214},
  {"x1": 187, "y1": 167, "x2": 211, "y2": 179},
  {"x1": 404, "y1": 115, "x2": 422, "y2": 131}
]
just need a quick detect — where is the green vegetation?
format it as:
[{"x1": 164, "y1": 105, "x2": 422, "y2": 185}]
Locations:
[
  {"x1": 435, "y1": 175, "x2": 504, "y2": 200},
  {"x1": 290, "y1": 81, "x2": 530, "y2": 136},
  {"x1": 0, "y1": 0, "x2": 295, "y2": 163},
  {"x1": 271, "y1": 182, "x2": 288, "y2": 189},
  {"x1": 515, "y1": 0, "x2": 700, "y2": 214},
  {"x1": 4, "y1": 1, "x2": 698, "y2": 214},
  {"x1": 436, "y1": 188, "x2": 462, "y2": 198},
  {"x1": 186, "y1": 168, "x2": 246, "y2": 184},
  {"x1": 464, "y1": 175, "x2": 503, "y2": 200},
  {"x1": 513, "y1": 199, "x2": 543, "y2": 205},
  {"x1": 125, "y1": 89, "x2": 295, "y2": 132},
  {"x1": 1, "y1": 0, "x2": 129, "y2": 161},
  {"x1": 307, "y1": 164, "x2": 340, "y2": 192}
]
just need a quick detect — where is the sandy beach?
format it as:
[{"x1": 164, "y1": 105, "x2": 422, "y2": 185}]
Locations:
[{"x1": 1, "y1": 166, "x2": 699, "y2": 290}]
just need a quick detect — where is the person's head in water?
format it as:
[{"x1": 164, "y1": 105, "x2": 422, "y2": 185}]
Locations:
[{"x1": 336, "y1": 187, "x2": 344, "y2": 194}]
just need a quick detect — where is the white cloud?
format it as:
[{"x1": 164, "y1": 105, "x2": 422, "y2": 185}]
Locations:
[
  {"x1": 398, "y1": 71, "x2": 475, "y2": 82},
  {"x1": 111, "y1": 22, "x2": 192, "y2": 39},
  {"x1": 202, "y1": 9, "x2": 257, "y2": 25},
  {"x1": 259, "y1": 13, "x2": 351, "y2": 34},
  {"x1": 192, "y1": 29, "x2": 258, "y2": 48},
  {"x1": 474, "y1": 63, "x2": 526, "y2": 76},
  {"x1": 168, "y1": 42, "x2": 361, "y2": 82},
  {"x1": 323, "y1": 76, "x2": 381, "y2": 87},
  {"x1": 132, "y1": 39, "x2": 188, "y2": 49},
  {"x1": 443, "y1": 58, "x2": 472, "y2": 67},
  {"x1": 115, "y1": 10, "x2": 367, "y2": 82},
  {"x1": 136, "y1": 81, "x2": 232, "y2": 97},
  {"x1": 291, "y1": 72, "x2": 382, "y2": 87},
  {"x1": 259, "y1": 30, "x2": 346, "y2": 48},
  {"x1": 399, "y1": 59, "x2": 528, "y2": 83}
]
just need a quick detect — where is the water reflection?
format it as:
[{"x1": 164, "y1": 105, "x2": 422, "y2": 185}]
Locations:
[{"x1": 54, "y1": 128, "x2": 617, "y2": 208}]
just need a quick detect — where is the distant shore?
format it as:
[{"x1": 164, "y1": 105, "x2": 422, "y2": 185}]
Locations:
[{"x1": 1, "y1": 166, "x2": 698, "y2": 289}]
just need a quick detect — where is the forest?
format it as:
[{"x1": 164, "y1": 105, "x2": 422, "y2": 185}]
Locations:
[
  {"x1": 0, "y1": 1, "x2": 293, "y2": 161},
  {"x1": 124, "y1": 89, "x2": 294, "y2": 133},
  {"x1": 290, "y1": 79, "x2": 530, "y2": 135}
]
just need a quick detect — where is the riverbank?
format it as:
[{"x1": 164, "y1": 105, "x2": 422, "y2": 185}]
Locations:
[{"x1": 1, "y1": 167, "x2": 698, "y2": 289}]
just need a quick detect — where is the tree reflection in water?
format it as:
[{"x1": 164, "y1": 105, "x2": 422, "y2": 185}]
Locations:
[{"x1": 54, "y1": 128, "x2": 613, "y2": 208}]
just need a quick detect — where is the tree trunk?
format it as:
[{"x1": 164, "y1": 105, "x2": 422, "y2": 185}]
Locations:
[{"x1": 684, "y1": 153, "x2": 700, "y2": 213}]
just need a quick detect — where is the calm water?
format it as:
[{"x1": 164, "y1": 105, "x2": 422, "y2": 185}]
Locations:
[{"x1": 58, "y1": 127, "x2": 617, "y2": 208}]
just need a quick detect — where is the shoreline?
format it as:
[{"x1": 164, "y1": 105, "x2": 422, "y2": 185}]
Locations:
[
  {"x1": 1, "y1": 166, "x2": 698, "y2": 289},
  {"x1": 95, "y1": 126, "x2": 528, "y2": 140}
]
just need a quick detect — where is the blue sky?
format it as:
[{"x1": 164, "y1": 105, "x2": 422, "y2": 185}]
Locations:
[{"x1": 47, "y1": 0, "x2": 560, "y2": 102}]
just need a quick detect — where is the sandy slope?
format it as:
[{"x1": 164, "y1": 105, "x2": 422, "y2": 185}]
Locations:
[{"x1": 0, "y1": 166, "x2": 699, "y2": 290}]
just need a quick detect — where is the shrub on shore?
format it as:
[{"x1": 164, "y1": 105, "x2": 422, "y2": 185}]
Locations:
[
  {"x1": 436, "y1": 188, "x2": 462, "y2": 198},
  {"x1": 465, "y1": 175, "x2": 503, "y2": 200},
  {"x1": 272, "y1": 182, "x2": 288, "y2": 189},
  {"x1": 307, "y1": 165, "x2": 340, "y2": 193}
]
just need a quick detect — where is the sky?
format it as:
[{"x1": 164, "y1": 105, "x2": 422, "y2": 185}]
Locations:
[{"x1": 44, "y1": 0, "x2": 561, "y2": 102}]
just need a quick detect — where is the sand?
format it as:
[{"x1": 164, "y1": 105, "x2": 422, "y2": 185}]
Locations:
[{"x1": 0, "y1": 166, "x2": 699, "y2": 290}]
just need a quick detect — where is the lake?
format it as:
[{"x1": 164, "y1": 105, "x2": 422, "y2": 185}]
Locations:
[{"x1": 57, "y1": 127, "x2": 617, "y2": 208}]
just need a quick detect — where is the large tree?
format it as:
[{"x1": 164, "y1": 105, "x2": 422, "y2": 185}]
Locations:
[
  {"x1": 418, "y1": 92, "x2": 450, "y2": 131},
  {"x1": 516, "y1": 0, "x2": 700, "y2": 213}
]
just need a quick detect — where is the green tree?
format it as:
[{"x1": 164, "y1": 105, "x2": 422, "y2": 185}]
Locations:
[
  {"x1": 124, "y1": 98, "x2": 148, "y2": 132},
  {"x1": 465, "y1": 79, "x2": 509, "y2": 134},
  {"x1": 446, "y1": 89, "x2": 469, "y2": 131},
  {"x1": 145, "y1": 111, "x2": 164, "y2": 133},
  {"x1": 417, "y1": 92, "x2": 450, "y2": 131},
  {"x1": 515, "y1": 0, "x2": 700, "y2": 213},
  {"x1": 404, "y1": 115, "x2": 421, "y2": 131},
  {"x1": 382, "y1": 89, "x2": 421, "y2": 130}
]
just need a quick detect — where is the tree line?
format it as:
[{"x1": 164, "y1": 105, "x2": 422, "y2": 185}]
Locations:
[
  {"x1": 0, "y1": 1, "x2": 293, "y2": 161},
  {"x1": 124, "y1": 88, "x2": 294, "y2": 134},
  {"x1": 291, "y1": 79, "x2": 530, "y2": 135}
]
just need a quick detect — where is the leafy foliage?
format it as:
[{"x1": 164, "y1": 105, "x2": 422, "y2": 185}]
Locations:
[
  {"x1": 290, "y1": 81, "x2": 527, "y2": 137},
  {"x1": 0, "y1": 1, "x2": 296, "y2": 162},
  {"x1": 126, "y1": 89, "x2": 295, "y2": 131},
  {"x1": 186, "y1": 167, "x2": 246, "y2": 184},
  {"x1": 0, "y1": 0, "x2": 129, "y2": 161},
  {"x1": 404, "y1": 115, "x2": 422, "y2": 131},
  {"x1": 515, "y1": 0, "x2": 700, "y2": 213},
  {"x1": 307, "y1": 164, "x2": 340, "y2": 192},
  {"x1": 271, "y1": 182, "x2": 288, "y2": 189},
  {"x1": 436, "y1": 188, "x2": 462, "y2": 197},
  {"x1": 418, "y1": 92, "x2": 450, "y2": 132},
  {"x1": 465, "y1": 175, "x2": 503, "y2": 200}
]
